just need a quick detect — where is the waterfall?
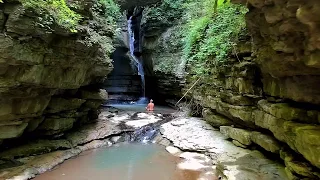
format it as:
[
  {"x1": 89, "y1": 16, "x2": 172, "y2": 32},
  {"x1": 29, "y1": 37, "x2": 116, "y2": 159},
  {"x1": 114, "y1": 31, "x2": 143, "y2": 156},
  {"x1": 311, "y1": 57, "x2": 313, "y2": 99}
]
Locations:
[{"x1": 128, "y1": 16, "x2": 146, "y2": 98}]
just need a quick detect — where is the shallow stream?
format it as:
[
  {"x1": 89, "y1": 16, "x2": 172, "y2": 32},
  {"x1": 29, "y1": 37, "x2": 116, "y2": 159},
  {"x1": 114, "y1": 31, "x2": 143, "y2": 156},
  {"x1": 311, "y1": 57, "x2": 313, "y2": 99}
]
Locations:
[
  {"x1": 33, "y1": 104, "x2": 208, "y2": 180},
  {"x1": 33, "y1": 143, "x2": 202, "y2": 180}
]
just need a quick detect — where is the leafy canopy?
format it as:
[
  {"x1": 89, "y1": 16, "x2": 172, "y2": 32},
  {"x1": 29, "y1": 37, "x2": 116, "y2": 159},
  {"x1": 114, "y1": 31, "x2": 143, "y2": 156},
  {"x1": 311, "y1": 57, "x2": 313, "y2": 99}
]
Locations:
[
  {"x1": 19, "y1": 0, "x2": 120, "y2": 32},
  {"x1": 20, "y1": 0, "x2": 81, "y2": 32}
]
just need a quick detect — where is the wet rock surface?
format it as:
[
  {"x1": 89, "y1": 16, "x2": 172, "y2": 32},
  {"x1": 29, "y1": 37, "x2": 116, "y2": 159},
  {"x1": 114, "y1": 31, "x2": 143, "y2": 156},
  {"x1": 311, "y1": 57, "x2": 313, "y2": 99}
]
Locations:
[{"x1": 160, "y1": 116, "x2": 288, "y2": 180}]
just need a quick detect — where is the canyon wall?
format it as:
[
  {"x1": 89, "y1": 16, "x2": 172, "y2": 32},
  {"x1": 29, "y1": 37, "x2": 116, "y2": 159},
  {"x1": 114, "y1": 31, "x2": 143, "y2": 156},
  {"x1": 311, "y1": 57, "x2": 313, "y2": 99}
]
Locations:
[
  {"x1": 148, "y1": 0, "x2": 320, "y2": 179},
  {"x1": 0, "y1": 0, "x2": 114, "y2": 146},
  {"x1": 141, "y1": 3, "x2": 186, "y2": 101},
  {"x1": 197, "y1": 1, "x2": 320, "y2": 179}
]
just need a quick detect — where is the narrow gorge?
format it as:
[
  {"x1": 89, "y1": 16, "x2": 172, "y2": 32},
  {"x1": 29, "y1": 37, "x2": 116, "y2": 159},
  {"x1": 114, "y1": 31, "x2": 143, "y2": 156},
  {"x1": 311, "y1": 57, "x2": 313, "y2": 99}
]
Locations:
[{"x1": 0, "y1": 0, "x2": 320, "y2": 180}]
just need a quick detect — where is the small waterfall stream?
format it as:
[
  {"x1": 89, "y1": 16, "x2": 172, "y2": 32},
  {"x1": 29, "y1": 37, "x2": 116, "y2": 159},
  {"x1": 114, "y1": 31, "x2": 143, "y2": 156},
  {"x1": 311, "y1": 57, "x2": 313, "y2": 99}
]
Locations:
[{"x1": 128, "y1": 16, "x2": 146, "y2": 98}]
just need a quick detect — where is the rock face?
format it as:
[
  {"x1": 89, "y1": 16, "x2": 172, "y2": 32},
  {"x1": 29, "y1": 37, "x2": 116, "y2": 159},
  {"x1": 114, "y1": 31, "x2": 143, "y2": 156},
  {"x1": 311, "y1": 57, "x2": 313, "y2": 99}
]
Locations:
[
  {"x1": 182, "y1": 0, "x2": 320, "y2": 178},
  {"x1": 0, "y1": 0, "x2": 113, "y2": 145},
  {"x1": 141, "y1": 19, "x2": 186, "y2": 101},
  {"x1": 244, "y1": 0, "x2": 320, "y2": 104},
  {"x1": 160, "y1": 117, "x2": 288, "y2": 180},
  {"x1": 140, "y1": 0, "x2": 320, "y2": 178}
]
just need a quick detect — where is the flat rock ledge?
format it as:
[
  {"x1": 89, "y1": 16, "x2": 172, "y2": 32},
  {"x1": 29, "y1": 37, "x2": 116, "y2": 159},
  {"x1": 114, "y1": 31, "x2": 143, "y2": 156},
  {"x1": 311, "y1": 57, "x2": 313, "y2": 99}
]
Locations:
[{"x1": 159, "y1": 117, "x2": 288, "y2": 180}]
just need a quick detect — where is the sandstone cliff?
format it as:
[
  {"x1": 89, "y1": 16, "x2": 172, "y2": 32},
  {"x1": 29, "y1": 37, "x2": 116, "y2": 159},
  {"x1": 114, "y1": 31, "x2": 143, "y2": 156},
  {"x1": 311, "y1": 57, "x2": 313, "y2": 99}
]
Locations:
[
  {"x1": 147, "y1": 0, "x2": 320, "y2": 179},
  {"x1": 196, "y1": 0, "x2": 320, "y2": 179},
  {"x1": 0, "y1": 0, "x2": 115, "y2": 145}
]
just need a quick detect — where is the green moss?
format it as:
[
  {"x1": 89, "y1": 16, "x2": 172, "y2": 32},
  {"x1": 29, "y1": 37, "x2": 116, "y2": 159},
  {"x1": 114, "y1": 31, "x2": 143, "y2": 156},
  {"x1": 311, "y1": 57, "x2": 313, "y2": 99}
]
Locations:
[{"x1": 20, "y1": 0, "x2": 81, "y2": 32}]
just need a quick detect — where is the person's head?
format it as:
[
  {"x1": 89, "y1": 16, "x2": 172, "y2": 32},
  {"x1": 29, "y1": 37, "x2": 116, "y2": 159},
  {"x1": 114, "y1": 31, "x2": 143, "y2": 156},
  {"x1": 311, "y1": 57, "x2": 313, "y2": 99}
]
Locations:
[{"x1": 150, "y1": 99, "x2": 153, "y2": 103}]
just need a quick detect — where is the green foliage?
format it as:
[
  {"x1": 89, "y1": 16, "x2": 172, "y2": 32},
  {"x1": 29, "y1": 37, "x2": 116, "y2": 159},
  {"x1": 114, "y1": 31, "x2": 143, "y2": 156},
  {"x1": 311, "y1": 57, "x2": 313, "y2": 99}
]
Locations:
[
  {"x1": 143, "y1": 0, "x2": 247, "y2": 78},
  {"x1": 19, "y1": 0, "x2": 81, "y2": 32},
  {"x1": 93, "y1": 0, "x2": 121, "y2": 24},
  {"x1": 183, "y1": 0, "x2": 248, "y2": 76},
  {"x1": 143, "y1": 0, "x2": 187, "y2": 26},
  {"x1": 154, "y1": 26, "x2": 185, "y2": 75}
]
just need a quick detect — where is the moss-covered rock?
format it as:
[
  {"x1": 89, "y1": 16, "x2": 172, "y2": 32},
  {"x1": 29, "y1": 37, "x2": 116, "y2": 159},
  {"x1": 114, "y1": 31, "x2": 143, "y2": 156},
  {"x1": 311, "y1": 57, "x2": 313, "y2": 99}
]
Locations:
[
  {"x1": 0, "y1": 0, "x2": 118, "y2": 143},
  {"x1": 0, "y1": 123, "x2": 28, "y2": 139},
  {"x1": 37, "y1": 118, "x2": 76, "y2": 135},
  {"x1": 45, "y1": 98, "x2": 86, "y2": 114},
  {"x1": 251, "y1": 131, "x2": 281, "y2": 154},
  {"x1": 280, "y1": 148, "x2": 320, "y2": 179},
  {"x1": 232, "y1": 139, "x2": 248, "y2": 148},
  {"x1": 0, "y1": 139, "x2": 71, "y2": 159},
  {"x1": 220, "y1": 126, "x2": 252, "y2": 146},
  {"x1": 202, "y1": 108, "x2": 233, "y2": 127},
  {"x1": 258, "y1": 100, "x2": 320, "y2": 124},
  {"x1": 24, "y1": 117, "x2": 45, "y2": 132}
]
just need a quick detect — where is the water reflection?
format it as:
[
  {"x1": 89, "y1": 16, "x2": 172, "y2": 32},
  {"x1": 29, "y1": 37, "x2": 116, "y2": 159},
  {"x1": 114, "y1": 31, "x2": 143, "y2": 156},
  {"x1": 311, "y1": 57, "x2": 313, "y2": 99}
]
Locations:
[{"x1": 33, "y1": 143, "x2": 207, "y2": 180}]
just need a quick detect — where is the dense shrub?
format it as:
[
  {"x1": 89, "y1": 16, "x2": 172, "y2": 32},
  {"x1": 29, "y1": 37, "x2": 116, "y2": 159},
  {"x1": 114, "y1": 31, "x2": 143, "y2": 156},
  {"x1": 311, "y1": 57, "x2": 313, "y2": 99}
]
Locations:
[
  {"x1": 183, "y1": 0, "x2": 248, "y2": 76},
  {"x1": 19, "y1": 0, "x2": 120, "y2": 32},
  {"x1": 143, "y1": 0, "x2": 247, "y2": 78},
  {"x1": 20, "y1": 0, "x2": 81, "y2": 32},
  {"x1": 143, "y1": 0, "x2": 187, "y2": 27}
]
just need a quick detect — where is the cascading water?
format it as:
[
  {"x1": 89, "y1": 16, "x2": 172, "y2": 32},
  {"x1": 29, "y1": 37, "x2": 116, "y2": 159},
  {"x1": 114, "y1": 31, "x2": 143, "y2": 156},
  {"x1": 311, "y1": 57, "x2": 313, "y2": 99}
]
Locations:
[{"x1": 128, "y1": 16, "x2": 146, "y2": 102}]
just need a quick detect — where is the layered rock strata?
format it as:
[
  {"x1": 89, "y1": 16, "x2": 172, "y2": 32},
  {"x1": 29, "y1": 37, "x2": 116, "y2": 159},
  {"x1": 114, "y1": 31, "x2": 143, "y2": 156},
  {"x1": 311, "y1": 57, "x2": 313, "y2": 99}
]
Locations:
[
  {"x1": 186, "y1": 0, "x2": 320, "y2": 178},
  {"x1": 159, "y1": 116, "x2": 288, "y2": 180},
  {"x1": 0, "y1": 0, "x2": 113, "y2": 146}
]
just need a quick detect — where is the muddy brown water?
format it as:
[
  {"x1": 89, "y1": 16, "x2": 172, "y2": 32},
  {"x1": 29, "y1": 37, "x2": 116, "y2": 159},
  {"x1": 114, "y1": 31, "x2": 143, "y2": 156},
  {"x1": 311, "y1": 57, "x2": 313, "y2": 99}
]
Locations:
[{"x1": 33, "y1": 143, "x2": 212, "y2": 180}]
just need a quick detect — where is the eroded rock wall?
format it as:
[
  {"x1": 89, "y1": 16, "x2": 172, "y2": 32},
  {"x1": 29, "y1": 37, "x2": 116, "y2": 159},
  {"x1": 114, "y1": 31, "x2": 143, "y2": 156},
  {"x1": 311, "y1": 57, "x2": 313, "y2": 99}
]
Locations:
[
  {"x1": 141, "y1": 11, "x2": 186, "y2": 101},
  {"x1": 0, "y1": 0, "x2": 113, "y2": 145},
  {"x1": 189, "y1": 0, "x2": 320, "y2": 179}
]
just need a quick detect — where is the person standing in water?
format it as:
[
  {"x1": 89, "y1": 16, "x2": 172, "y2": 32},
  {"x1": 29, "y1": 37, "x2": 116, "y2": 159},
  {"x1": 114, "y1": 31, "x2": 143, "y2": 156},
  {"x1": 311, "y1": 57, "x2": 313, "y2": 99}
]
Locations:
[{"x1": 146, "y1": 99, "x2": 154, "y2": 111}]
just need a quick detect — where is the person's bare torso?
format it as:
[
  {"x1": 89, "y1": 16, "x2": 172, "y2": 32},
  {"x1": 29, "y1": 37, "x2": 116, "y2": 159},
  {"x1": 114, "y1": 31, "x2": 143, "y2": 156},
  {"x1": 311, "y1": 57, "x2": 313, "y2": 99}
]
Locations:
[{"x1": 146, "y1": 103, "x2": 154, "y2": 111}]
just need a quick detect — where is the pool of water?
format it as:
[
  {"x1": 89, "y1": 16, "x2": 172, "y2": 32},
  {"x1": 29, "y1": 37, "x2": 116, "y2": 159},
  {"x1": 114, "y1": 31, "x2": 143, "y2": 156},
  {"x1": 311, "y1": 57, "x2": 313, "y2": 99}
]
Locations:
[
  {"x1": 33, "y1": 143, "x2": 202, "y2": 180},
  {"x1": 107, "y1": 104, "x2": 177, "y2": 114}
]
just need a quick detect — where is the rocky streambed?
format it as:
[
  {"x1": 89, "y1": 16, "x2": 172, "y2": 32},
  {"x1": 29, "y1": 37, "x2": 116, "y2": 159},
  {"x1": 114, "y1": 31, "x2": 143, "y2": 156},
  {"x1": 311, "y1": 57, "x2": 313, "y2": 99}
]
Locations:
[
  {"x1": 0, "y1": 105, "x2": 288, "y2": 180},
  {"x1": 157, "y1": 112, "x2": 288, "y2": 180}
]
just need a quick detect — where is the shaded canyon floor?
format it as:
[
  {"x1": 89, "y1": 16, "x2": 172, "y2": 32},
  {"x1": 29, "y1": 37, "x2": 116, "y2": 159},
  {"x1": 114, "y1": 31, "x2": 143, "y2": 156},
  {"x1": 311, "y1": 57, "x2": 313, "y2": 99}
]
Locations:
[{"x1": 0, "y1": 105, "x2": 288, "y2": 180}]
